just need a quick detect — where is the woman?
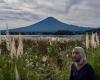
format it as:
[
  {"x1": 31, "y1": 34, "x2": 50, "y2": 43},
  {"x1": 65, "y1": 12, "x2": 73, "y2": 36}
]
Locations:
[{"x1": 69, "y1": 47, "x2": 95, "y2": 80}]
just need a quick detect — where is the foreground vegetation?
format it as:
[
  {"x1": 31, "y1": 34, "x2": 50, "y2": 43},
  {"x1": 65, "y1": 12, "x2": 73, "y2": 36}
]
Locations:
[{"x1": 0, "y1": 38, "x2": 100, "y2": 80}]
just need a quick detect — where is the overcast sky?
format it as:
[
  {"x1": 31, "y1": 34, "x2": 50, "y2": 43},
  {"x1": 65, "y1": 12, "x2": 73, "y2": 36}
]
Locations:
[{"x1": 0, "y1": 0, "x2": 100, "y2": 30}]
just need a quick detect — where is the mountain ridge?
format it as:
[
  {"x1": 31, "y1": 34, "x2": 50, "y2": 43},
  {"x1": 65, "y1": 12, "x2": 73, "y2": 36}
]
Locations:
[{"x1": 1, "y1": 17, "x2": 92, "y2": 33}]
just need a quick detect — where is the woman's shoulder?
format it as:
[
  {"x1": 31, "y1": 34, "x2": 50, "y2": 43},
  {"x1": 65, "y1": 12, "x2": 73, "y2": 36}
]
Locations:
[
  {"x1": 71, "y1": 63, "x2": 76, "y2": 69},
  {"x1": 85, "y1": 63, "x2": 93, "y2": 69},
  {"x1": 85, "y1": 63, "x2": 95, "y2": 72},
  {"x1": 71, "y1": 63, "x2": 94, "y2": 71},
  {"x1": 71, "y1": 63, "x2": 75, "y2": 67}
]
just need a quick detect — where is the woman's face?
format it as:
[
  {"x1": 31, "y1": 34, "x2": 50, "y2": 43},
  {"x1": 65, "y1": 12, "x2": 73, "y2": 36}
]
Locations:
[{"x1": 72, "y1": 49, "x2": 81, "y2": 62}]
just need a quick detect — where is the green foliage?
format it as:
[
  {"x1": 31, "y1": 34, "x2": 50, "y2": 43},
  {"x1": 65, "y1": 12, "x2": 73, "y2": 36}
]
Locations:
[{"x1": 0, "y1": 39, "x2": 100, "y2": 80}]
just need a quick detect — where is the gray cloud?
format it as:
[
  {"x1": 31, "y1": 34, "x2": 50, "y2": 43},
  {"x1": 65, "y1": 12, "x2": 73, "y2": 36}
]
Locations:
[
  {"x1": 66, "y1": 0, "x2": 100, "y2": 27},
  {"x1": 0, "y1": 0, "x2": 100, "y2": 29}
]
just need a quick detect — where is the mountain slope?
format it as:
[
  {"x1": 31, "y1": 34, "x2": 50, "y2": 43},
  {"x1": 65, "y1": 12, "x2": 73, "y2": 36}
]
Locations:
[
  {"x1": 2, "y1": 17, "x2": 92, "y2": 33},
  {"x1": 85, "y1": 28, "x2": 100, "y2": 32}
]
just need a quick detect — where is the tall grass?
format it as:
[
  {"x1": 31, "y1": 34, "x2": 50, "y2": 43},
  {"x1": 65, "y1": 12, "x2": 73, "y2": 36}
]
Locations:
[{"x1": 0, "y1": 38, "x2": 100, "y2": 80}]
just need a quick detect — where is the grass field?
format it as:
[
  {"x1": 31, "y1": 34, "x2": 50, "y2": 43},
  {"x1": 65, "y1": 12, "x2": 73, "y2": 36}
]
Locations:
[{"x1": 0, "y1": 38, "x2": 100, "y2": 80}]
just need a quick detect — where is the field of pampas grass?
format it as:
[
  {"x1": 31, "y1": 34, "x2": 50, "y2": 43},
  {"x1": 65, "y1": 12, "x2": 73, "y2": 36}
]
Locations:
[{"x1": 0, "y1": 35, "x2": 100, "y2": 80}]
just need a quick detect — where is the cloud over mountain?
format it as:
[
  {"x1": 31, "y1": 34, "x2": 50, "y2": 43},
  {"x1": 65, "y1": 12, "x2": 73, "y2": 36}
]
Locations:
[{"x1": 0, "y1": 0, "x2": 100, "y2": 29}]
